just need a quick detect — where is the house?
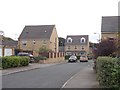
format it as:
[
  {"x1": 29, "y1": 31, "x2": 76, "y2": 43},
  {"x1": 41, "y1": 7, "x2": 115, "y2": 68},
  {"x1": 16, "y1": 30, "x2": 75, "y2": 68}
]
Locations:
[
  {"x1": 0, "y1": 36, "x2": 18, "y2": 57},
  {"x1": 101, "y1": 16, "x2": 119, "y2": 40},
  {"x1": 65, "y1": 35, "x2": 89, "y2": 56},
  {"x1": 18, "y1": 25, "x2": 59, "y2": 56},
  {"x1": 58, "y1": 37, "x2": 65, "y2": 52}
]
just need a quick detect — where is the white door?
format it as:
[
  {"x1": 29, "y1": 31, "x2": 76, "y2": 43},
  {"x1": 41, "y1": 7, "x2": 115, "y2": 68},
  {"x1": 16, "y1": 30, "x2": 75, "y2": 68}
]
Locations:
[
  {"x1": 4, "y1": 48, "x2": 12, "y2": 56},
  {"x1": 0, "y1": 48, "x2": 2, "y2": 57}
]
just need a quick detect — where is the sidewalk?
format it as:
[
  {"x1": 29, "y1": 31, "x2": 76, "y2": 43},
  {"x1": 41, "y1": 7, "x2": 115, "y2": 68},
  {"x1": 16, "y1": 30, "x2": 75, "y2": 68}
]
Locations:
[
  {"x1": 62, "y1": 66, "x2": 99, "y2": 88},
  {"x1": 2, "y1": 61, "x2": 67, "y2": 75}
]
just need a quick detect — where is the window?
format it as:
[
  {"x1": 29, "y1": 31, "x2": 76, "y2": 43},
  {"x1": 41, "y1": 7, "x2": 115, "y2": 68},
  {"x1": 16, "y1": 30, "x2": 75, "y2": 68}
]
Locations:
[
  {"x1": 81, "y1": 46, "x2": 84, "y2": 50},
  {"x1": 66, "y1": 52, "x2": 72, "y2": 55},
  {"x1": 75, "y1": 46, "x2": 77, "y2": 49},
  {"x1": 68, "y1": 46, "x2": 70, "y2": 50},
  {"x1": 81, "y1": 37, "x2": 86, "y2": 43},
  {"x1": 22, "y1": 40, "x2": 27, "y2": 47},
  {"x1": 67, "y1": 37, "x2": 72, "y2": 43},
  {"x1": 33, "y1": 40, "x2": 36, "y2": 44}
]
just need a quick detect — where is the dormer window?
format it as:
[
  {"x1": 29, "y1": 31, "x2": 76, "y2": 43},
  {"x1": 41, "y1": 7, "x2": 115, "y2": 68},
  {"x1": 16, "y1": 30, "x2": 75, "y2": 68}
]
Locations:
[
  {"x1": 81, "y1": 37, "x2": 86, "y2": 43},
  {"x1": 67, "y1": 37, "x2": 72, "y2": 43}
]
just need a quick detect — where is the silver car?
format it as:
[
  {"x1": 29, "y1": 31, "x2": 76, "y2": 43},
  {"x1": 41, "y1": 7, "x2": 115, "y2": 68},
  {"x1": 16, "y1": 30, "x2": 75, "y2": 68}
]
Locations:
[{"x1": 68, "y1": 55, "x2": 77, "y2": 62}]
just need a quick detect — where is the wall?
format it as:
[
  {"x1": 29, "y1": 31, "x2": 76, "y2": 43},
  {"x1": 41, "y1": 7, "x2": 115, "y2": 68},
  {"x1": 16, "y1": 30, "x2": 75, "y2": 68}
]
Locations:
[
  {"x1": 65, "y1": 44, "x2": 89, "y2": 55},
  {"x1": 49, "y1": 27, "x2": 59, "y2": 52},
  {"x1": 102, "y1": 32, "x2": 118, "y2": 40},
  {"x1": 18, "y1": 38, "x2": 50, "y2": 56},
  {"x1": 38, "y1": 52, "x2": 65, "y2": 64}
]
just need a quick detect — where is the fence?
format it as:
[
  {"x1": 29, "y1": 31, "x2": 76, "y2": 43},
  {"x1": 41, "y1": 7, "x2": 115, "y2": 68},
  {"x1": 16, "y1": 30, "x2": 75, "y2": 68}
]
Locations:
[{"x1": 39, "y1": 52, "x2": 65, "y2": 64}]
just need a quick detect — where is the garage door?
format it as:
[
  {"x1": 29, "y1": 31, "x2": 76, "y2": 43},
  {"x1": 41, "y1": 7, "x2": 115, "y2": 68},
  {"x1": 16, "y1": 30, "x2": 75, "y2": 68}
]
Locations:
[
  {"x1": 0, "y1": 48, "x2": 2, "y2": 57},
  {"x1": 4, "y1": 48, "x2": 12, "y2": 56}
]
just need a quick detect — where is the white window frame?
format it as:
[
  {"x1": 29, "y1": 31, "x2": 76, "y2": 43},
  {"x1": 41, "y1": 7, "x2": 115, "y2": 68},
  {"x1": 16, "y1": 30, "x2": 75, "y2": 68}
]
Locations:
[
  {"x1": 81, "y1": 37, "x2": 86, "y2": 43},
  {"x1": 67, "y1": 37, "x2": 72, "y2": 43}
]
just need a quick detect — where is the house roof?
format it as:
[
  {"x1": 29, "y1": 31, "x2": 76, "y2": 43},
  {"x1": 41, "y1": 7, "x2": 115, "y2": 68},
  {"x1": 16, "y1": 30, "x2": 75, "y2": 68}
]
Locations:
[
  {"x1": 101, "y1": 16, "x2": 120, "y2": 33},
  {"x1": 0, "y1": 36, "x2": 18, "y2": 47},
  {"x1": 0, "y1": 40, "x2": 18, "y2": 47},
  {"x1": 65, "y1": 35, "x2": 89, "y2": 45},
  {"x1": 19, "y1": 25, "x2": 55, "y2": 39},
  {"x1": 3, "y1": 41, "x2": 18, "y2": 47}
]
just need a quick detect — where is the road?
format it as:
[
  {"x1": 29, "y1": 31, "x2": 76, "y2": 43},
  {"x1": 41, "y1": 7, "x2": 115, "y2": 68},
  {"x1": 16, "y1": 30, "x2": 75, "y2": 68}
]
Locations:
[{"x1": 2, "y1": 60, "x2": 93, "y2": 88}]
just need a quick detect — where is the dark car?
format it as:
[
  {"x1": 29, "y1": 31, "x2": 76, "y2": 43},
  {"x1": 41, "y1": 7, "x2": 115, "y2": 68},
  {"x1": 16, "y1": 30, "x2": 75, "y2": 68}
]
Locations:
[
  {"x1": 68, "y1": 55, "x2": 77, "y2": 62},
  {"x1": 17, "y1": 52, "x2": 34, "y2": 63}
]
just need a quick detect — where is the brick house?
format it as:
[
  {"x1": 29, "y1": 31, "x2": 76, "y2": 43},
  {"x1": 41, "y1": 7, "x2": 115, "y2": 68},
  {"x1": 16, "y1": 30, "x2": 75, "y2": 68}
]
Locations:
[
  {"x1": 18, "y1": 25, "x2": 59, "y2": 56},
  {"x1": 65, "y1": 35, "x2": 89, "y2": 56}
]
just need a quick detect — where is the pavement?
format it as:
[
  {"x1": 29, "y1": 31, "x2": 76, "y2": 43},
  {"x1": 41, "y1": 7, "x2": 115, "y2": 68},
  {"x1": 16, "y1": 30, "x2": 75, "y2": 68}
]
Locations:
[
  {"x1": 62, "y1": 66, "x2": 99, "y2": 88},
  {"x1": 1, "y1": 60, "x2": 99, "y2": 88}
]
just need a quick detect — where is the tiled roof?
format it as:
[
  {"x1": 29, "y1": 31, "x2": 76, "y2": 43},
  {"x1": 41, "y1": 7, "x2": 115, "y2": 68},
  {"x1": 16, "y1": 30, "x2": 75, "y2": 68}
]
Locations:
[
  {"x1": 0, "y1": 41, "x2": 18, "y2": 47},
  {"x1": 65, "y1": 35, "x2": 89, "y2": 45},
  {"x1": 19, "y1": 25, "x2": 55, "y2": 39},
  {"x1": 101, "y1": 16, "x2": 120, "y2": 33}
]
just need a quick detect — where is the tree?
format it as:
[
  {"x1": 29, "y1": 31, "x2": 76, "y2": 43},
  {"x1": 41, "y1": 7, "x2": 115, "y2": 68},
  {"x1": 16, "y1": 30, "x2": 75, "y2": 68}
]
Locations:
[
  {"x1": 93, "y1": 39, "x2": 117, "y2": 58},
  {"x1": 38, "y1": 46, "x2": 52, "y2": 53}
]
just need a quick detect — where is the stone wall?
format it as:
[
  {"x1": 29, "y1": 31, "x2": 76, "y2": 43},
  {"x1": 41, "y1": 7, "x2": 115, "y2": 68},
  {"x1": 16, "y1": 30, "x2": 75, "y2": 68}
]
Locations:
[{"x1": 39, "y1": 52, "x2": 65, "y2": 64}]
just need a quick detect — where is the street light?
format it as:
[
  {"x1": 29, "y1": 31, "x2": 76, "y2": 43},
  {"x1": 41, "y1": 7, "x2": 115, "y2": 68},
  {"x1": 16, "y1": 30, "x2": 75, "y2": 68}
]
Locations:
[
  {"x1": 0, "y1": 31, "x2": 4, "y2": 57},
  {"x1": 94, "y1": 33, "x2": 101, "y2": 43}
]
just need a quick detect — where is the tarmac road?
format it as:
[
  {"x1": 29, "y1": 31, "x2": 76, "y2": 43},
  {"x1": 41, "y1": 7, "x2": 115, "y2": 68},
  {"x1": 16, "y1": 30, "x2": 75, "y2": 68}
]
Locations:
[{"x1": 2, "y1": 60, "x2": 93, "y2": 88}]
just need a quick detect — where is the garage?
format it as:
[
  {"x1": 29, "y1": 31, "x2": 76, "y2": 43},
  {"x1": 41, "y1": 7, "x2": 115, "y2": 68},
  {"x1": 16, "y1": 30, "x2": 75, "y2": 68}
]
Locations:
[{"x1": 4, "y1": 48, "x2": 12, "y2": 56}]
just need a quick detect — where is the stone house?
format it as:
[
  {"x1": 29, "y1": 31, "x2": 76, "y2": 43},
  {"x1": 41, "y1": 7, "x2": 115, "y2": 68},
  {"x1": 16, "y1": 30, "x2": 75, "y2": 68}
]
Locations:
[
  {"x1": 18, "y1": 25, "x2": 59, "y2": 56},
  {"x1": 65, "y1": 35, "x2": 89, "y2": 56},
  {"x1": 101, "y1": 16, "x2": 119, "y2": 40}
]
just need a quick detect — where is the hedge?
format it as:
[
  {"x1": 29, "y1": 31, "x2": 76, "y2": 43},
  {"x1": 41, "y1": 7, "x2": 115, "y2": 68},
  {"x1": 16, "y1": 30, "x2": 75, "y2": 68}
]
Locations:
[
  {"x1": 34, "y1": 56, "x2": 47, "y2": 62},
  {"x1": 96, "y1": 57, "x2": 120, "y2": 88},
  {"x1": 1, "y1": 56, "x2": 29, "y2": 69}
]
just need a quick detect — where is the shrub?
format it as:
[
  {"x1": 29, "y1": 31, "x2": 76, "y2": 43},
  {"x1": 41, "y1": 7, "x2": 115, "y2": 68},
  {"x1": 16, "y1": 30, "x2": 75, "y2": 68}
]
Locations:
[
  {"x1": 1, "y1": 56, "x2": 29, "y2": 69},
  {"x1": 34, "y1": 56, "x2": 47, "y2": 62},
  {"x1": 96, "y1": 57, "x2": 120, "y2": 88},
  {"x1": 65, "y1": 55, "x2": 70, "y2": 60},
  {"x1": 93, "y1": 39, "x2": 117, "y2": 59}
]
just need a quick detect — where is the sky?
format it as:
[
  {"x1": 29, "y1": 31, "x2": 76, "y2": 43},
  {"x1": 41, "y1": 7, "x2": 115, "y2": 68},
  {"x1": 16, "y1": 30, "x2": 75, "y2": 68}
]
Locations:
[{"x1": 0, "y1": 0, "x2": 119, "y2": 43}]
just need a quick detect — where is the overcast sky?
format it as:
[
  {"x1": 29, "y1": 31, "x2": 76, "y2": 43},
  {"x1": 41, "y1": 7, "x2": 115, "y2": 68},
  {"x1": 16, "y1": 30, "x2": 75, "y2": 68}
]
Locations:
[{"x1": 0, "y1": 0, "x2": 119, "y2": 43}]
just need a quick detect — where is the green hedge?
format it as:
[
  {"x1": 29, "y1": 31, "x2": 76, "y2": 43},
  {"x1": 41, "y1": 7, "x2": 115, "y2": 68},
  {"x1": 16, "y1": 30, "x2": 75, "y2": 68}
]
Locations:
[
  {"x1": 34, "y1": 56, "x2": 47, "y2": 62},
  {"x1": 96, "y1": 57, "x2": 120, "y2": 88},
  {"x1": 1, "y1": 56, "x2": 29, "y2": 69}
]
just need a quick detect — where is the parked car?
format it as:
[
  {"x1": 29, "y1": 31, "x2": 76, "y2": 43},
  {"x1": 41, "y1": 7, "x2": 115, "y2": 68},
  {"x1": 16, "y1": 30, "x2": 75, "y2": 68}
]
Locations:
[
  {"x1": 68, "y1": 55, "x2": 77, "y2": 62},
  {"x1": 80, "y1": 55, "x2": 88, "y2": 62},
  {"x1": 17, "y1": 52, "x2": 35, "y2": 63}
]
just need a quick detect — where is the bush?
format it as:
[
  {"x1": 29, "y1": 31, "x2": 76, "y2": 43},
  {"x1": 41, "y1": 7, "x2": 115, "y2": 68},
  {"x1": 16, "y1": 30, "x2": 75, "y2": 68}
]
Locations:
[
  {"x1": 96, "y1": 57, "x2": 120, "y2": 88},
  {"x1": 2, "y1": 56, "x2": 29, "y2": 69},
  {"x1": 65, "y1": 55, "x2": 70, "y2": 60},
  {"x1": 34, "y1": 56, "x2": 47, "y2": 62}
]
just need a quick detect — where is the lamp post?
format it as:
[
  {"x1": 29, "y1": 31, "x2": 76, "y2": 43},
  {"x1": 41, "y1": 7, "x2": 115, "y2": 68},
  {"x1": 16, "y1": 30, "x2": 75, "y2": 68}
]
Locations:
[{"x1": 0, "y1": 31, "x2": 4, "y2": 57}]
